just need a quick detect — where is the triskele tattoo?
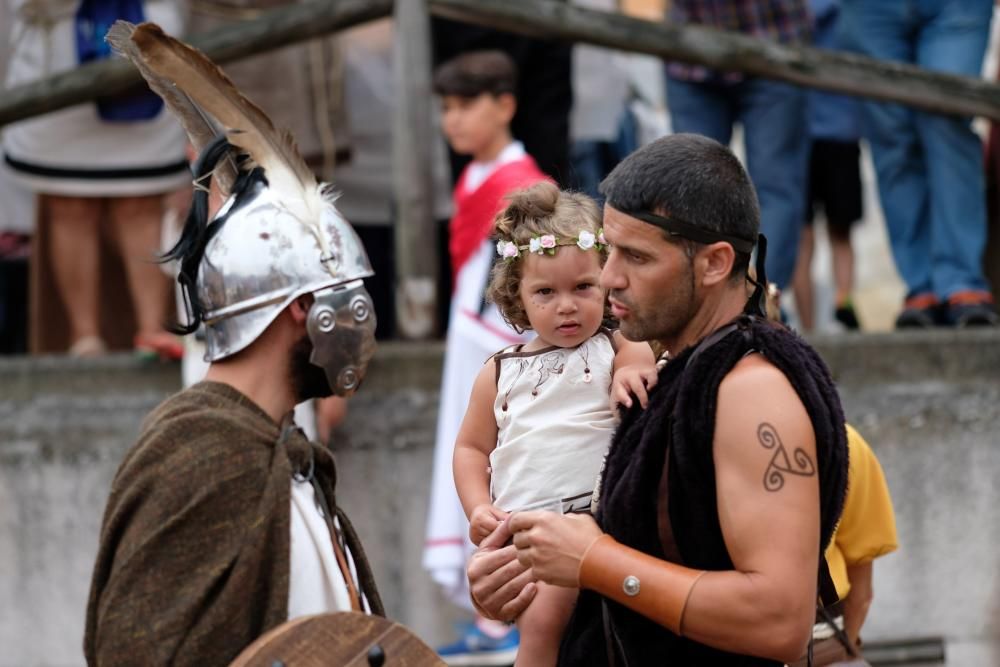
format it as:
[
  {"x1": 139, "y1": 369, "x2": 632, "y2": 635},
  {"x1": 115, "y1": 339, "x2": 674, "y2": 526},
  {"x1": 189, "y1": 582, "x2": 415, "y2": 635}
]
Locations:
[{"x1": 758, "y1": 422, "x2": 816, "y2": 492}]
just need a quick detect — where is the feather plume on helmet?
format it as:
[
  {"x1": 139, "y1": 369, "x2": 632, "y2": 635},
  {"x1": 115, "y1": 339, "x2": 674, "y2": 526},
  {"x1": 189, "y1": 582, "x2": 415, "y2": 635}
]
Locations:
[{"x1": 107, "y1": 22, "x2": 376, "y2": 395}]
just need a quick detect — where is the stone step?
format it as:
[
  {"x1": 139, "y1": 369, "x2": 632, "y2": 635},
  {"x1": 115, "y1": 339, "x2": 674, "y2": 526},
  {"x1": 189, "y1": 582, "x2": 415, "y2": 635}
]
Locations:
[{"x1": 1, "y1": 329, "x2": 997, "y2": 665}]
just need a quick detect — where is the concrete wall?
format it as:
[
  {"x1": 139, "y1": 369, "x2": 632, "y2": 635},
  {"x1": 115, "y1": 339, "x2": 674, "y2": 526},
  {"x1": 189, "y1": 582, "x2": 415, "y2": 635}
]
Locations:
[{"x1": 0, "y1": 330, "x2": 998, "y2": 666}]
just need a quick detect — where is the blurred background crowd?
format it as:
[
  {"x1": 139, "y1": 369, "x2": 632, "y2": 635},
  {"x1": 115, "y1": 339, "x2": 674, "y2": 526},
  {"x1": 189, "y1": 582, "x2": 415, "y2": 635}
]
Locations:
[{"x1": 2, "y1": 0, "x2": 999, "y2": 363}]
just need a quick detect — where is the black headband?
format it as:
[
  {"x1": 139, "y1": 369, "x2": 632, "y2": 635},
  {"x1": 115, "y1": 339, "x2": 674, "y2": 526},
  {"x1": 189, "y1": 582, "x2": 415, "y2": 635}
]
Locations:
[{"x1": 619, "y1": 209, "x2": 757, "y2": 255}]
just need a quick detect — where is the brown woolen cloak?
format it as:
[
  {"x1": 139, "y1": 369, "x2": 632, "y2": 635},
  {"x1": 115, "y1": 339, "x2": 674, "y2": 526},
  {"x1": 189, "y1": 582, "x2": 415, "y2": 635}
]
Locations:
[{"x1": 84, "y1": 381, "x2": 382, "y2": 666}]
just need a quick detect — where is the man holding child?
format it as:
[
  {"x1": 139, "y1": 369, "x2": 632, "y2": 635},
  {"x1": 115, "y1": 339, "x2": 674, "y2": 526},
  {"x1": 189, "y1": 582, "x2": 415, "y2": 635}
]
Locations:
[{"x1": 469, "y1": 134, "x2": 850, "y2": 666}]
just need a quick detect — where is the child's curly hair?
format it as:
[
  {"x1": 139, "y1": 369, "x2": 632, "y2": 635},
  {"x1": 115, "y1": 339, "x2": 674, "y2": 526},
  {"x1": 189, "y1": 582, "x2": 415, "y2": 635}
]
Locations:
[{"x1": 488, "y1": 182, "x2": 605, "y2": 332}]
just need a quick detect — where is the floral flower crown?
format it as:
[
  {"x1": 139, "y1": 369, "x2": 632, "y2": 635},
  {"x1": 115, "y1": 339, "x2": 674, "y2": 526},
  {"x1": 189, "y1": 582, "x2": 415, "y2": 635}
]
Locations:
[{"x1": 495, "y1": 229, "x2": 607, "y2": 260}]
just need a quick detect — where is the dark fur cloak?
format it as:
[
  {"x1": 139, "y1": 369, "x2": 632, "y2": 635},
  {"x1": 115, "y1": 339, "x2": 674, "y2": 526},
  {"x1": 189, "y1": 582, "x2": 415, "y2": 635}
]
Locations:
[{"x1": 560, "y1": 316, "x2": 849, "y2": 666}]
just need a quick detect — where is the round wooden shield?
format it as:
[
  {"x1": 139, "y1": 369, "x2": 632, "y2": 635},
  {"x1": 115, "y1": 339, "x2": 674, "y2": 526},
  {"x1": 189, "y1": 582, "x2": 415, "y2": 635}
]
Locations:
[{"x1": 229, "y1": 612, "x2": 445, "y2": 667}]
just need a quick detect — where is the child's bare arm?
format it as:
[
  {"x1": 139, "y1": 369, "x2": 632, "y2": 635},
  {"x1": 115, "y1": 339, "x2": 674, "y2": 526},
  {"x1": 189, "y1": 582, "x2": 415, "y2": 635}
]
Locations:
[
  {"x1": 611, "y1": 333, "x2": 658, "y2": 410},
  {"x1": 453, "y1": 359, "x2": 507, "y2": 544}
]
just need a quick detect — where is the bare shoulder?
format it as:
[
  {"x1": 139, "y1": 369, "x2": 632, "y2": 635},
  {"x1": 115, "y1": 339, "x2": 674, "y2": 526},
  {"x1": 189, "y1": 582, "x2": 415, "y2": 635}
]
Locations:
[
  {"x1": 719, "y1": 352, "x2": 793, "y2": 394},
  {"x1": 714, "y1": 353, "x2": 816, "y2": 482},
  {"x1": 470, "y1": 354, "x2": 501, "y2": 402},
  {"x1": 716, "y1": 352, "x2": 811, "y2": 416}
]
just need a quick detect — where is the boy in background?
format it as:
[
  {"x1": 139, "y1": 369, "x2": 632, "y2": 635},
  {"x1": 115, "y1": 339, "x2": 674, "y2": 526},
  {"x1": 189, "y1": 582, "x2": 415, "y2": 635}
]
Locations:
[{"x1": 423, "y1": 50, "x2": 549, "y2": 665}]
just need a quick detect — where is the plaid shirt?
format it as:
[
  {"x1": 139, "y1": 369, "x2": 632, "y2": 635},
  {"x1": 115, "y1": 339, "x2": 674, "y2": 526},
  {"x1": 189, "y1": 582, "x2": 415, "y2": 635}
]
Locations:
[{"x1": 667, "y1": 0, "x2": 812, "y2": 82}]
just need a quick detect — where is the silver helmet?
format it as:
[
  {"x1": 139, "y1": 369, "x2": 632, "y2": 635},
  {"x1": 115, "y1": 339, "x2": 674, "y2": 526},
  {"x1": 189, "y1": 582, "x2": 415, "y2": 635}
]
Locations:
[
  {"x1": 106, "y1": 21, "x2": 378, "y2": 397},
  {"x1": 197, "y1": 179, "x2": 376, "y2": 395},
  {"x1": 199, "y1": 183, "x2": 372, "y2": 354}
]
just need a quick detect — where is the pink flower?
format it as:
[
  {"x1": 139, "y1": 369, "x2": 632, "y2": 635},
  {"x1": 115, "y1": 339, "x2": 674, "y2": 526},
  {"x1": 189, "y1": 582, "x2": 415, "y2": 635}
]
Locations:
[
  {"x1": 540, "y1": 235, "x2": 557, "y2": 249},
  {"x1": 502, "y1": 242, "x2": 519, "y2": 259},
  {"x1": 597, "y1": 229, "x2": 607, "y2": 245}
]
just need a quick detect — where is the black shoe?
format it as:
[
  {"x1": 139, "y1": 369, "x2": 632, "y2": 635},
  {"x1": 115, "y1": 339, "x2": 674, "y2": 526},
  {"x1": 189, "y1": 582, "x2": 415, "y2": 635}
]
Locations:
[
  {"x1": 834, "y1": 303, "x2": 860, "y2": 330},
  {"x1": 895, "y1": 294, "x2": 941, "y2": 329},
  {"x1": 944, "y1": 293, "x2": 999, "y2": 327}
]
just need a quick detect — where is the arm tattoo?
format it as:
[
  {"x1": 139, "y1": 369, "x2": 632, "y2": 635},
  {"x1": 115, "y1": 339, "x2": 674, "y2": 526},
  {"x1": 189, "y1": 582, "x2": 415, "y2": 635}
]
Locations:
[{"x1": 758, "y1": 422, "x2": 815, "y2": 492}]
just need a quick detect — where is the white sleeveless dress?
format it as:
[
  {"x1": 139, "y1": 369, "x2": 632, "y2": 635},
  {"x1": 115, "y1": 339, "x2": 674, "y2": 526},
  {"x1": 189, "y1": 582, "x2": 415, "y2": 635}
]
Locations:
[{"x1": 490, "y1": 329, "x2": 617, "y2": 513}]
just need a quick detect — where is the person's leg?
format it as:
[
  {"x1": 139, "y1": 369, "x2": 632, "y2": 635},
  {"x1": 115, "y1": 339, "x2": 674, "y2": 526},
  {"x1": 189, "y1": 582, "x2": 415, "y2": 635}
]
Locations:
[
  {"x1": 514, "y1": 582, "x2": 577, "y2": 667},
  {"x1": 43, "y1": 194, "x2": 105, "y2": 354},
  {"x1": 839, "y1": 1, "x2": 938, "y2": 325},
  {"x1": 829, "y1": 226, "x2": 855, "y2": 311},
  {"x1": 828, "y1": 225, "x2": 861, "y2": 330},
  {"x1": 569, "y1": 140, "x2": 606, "y2": 200},
  {"x1": 913, "y1": 0, "x2": 996, "y2": 324},
  {"x1": 107, "y1": 194, "x2": 177, "y2": 352},
  {"x1": 792, "y1": 224, "x2": 816, "y2": 332},
  {"x1": 739, "y1": 78, "x2": 809, "y2": 290},
  {"x1": 664, "y1": 75, "x2": 736, "y2": 146},
  {"x1": 820, "y1": 140, "x2": 864, "y2": 329}
]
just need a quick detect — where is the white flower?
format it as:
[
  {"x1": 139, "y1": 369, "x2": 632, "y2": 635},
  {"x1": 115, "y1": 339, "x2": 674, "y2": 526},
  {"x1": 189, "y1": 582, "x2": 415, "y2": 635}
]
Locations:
[
  {"x1": 496, "y1": 239, "x2": 506, "y2": 257},
  {"x1": 502, "y1": 242, "x2": 519, "y2": 259},
  {"x1": 577, "y1": 230, "x2": 596, "y2": 250},
  {"x1": 540, "y1": 235, "x2": 557, "y2": 249},
  {"x1": 529, "y1": 237, "x2": 542, "y2": 254}
]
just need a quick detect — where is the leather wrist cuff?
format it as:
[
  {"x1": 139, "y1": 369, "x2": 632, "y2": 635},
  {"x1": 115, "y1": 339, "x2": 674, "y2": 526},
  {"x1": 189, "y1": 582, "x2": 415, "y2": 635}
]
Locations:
[{"x1": 578, "y1": 534, "x2": 706, "y2": 635}]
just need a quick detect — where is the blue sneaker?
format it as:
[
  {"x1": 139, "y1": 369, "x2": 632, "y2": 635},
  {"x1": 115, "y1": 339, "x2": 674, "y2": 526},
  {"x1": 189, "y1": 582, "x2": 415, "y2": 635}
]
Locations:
[{"x1": 436, "y1": 622, "x2": 519, "y2": 666}]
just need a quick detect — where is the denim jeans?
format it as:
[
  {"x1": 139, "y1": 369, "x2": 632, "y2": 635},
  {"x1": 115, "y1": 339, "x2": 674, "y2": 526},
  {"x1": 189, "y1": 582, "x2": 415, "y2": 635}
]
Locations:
[
  {"x1": 666, "y1": 75, "x2": 809, "y2": 289},
  {"x1": 570, "y1": 108, "x2": 639, "y2": 202},
  {"x1": 838, "y1": 0, "x2": 993, "y2": 300}
]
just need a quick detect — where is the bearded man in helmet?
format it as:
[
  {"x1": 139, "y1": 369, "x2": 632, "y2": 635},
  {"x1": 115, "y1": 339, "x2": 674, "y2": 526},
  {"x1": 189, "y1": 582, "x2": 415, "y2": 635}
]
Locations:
[{"x1": 84, "y1": 23, "x2": 384, "y2": 666}]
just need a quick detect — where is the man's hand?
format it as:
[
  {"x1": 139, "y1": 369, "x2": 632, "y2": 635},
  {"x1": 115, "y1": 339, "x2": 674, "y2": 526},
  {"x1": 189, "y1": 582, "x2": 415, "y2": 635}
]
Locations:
[
  {"x1": 469, "y1": 504, "x2": 509, "y2": 545},
  {"x1": 467, "y1": 518, "x2": 537, "y2": 621},
  {"x1": 610, "y1": 364, "x2": 659, "y2": 411},
  {"x1": 509, "y1": 511, "x2": 603, "y2": 588}
]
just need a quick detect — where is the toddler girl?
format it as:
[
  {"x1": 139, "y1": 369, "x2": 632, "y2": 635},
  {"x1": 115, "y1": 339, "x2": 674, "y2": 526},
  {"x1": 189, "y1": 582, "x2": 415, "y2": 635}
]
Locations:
[{"x1": 453, "y1": 182, "x2": 655, "y2": 666}]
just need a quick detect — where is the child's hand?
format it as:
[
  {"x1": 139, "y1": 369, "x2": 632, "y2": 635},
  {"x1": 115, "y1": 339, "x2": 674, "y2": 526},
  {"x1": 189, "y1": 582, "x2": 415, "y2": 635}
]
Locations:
[
  {"x1": 469, "y1": 504, "x2": 510, "y2": 546},
  {"x1": 610, "y1": 364, "x2": 659, "y2": 411}
]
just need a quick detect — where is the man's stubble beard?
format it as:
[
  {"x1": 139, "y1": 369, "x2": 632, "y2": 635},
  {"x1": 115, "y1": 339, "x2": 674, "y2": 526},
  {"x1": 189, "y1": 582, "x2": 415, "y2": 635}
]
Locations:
[{"x1": 614, "y1": 260, "x2": 698, "y2": 345}]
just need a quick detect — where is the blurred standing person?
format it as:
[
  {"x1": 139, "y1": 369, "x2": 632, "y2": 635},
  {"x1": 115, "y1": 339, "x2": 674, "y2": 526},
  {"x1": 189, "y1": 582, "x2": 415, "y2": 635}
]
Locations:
[
  {"x1": 3, "y1": 0, "x2": 190, "y2": 357},
  {"x1": 664, "y1": 0, "x2": 812, "y2": 291},
  {"x1": 568, "y1": 0, "x2": 636, "y2": 202},
  {"x1": 838, "y1": 0, "x2": 998, "y2": 327},
  {"x1": 986, "y1": 29, "x2": 1000, "y2": 297},
  {"x1": 432, "y1": 12, "x2": 573, "y2": 186},
  {"x1": 791, "y1": 0, "x2": 864, "y2": 332}
]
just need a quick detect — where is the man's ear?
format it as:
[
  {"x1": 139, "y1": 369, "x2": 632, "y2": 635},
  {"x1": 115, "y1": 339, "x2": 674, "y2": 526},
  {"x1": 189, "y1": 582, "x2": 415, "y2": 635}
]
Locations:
[
  {"x1": 698, "y1": 241, "x2": 736, "y2": 287},
  {"x1": 288, "y1": 295, "x2": 312, "y2": 325}
]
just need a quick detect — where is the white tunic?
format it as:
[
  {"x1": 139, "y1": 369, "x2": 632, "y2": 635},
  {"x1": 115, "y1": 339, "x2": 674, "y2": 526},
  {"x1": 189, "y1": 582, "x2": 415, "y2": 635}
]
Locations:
[
  {"x1": 3, "y1": 0, "x2": 189, "y2": 196},
  {"x1": 288, "y1": 480, "x2": 366, "y2": 619},
  {"x1": 490, "y1": 330, "x2": 617, "y2": 513}
]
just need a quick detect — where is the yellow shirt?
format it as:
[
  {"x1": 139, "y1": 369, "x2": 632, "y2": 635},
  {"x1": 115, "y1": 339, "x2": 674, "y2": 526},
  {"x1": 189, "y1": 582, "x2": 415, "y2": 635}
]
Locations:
[{"x1": 825, "y1": 424, "x2": 898, "y2": 599}]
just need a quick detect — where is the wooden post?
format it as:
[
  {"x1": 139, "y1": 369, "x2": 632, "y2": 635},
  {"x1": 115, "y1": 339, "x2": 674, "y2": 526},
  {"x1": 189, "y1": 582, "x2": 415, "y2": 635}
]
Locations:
[
  {"x1": 428, "y1": 0, "x2": 1000, "y2": 121},
  {"x1": 0, "y1": 0, "x2": 393, "y2": 128},
  {"x1": 392, "y1": 0, "x2": 438, "y2": 339}
]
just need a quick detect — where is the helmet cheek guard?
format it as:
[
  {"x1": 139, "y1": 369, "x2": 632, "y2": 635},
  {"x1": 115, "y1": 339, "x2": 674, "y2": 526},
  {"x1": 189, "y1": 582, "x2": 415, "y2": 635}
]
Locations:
[{"x1": 306, "y1": 281, "x2": 377, "y2": 397}]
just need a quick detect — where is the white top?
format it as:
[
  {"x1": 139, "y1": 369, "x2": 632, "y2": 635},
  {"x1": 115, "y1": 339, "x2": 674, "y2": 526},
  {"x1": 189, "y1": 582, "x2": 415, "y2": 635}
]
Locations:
[
  {"x1": 461, "y1": 141, "x2": 526, "y2": 193},
  {"x1": 288, "y1": 479, "x2": 366, "y2": 619},
  {"x1": 490, "y1": 330, "x2": 618, "y2": 512},
  {"x1": 3, "y1": 0, "x2": 189, "y2": 196}
]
